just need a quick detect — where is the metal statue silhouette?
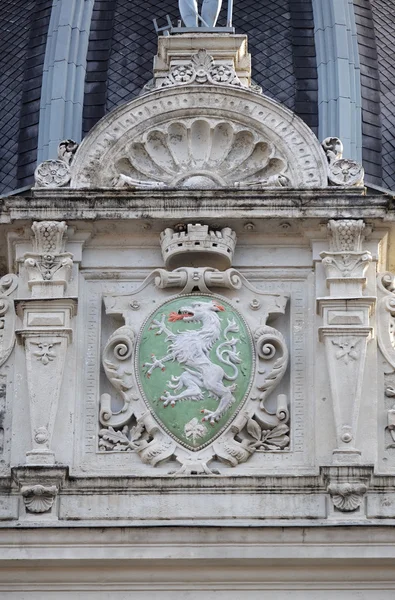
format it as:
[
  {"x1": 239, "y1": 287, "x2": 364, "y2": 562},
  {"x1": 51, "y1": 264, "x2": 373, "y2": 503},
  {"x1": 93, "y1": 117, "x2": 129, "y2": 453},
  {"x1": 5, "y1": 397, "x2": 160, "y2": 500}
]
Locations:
[{"x1": 178, "y1": 0, "x2": 232, "y2": 27}]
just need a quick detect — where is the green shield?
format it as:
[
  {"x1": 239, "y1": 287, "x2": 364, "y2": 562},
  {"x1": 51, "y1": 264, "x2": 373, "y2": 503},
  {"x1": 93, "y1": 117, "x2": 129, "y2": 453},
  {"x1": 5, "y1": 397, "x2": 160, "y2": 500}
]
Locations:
[{"x1": 137, "y1": 294, "x2": 254, "y2": 450}]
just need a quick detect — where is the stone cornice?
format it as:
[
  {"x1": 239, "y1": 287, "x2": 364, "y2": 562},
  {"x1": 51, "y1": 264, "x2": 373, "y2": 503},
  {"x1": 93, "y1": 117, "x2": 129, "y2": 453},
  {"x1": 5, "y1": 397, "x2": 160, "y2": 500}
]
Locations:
[{"x1": 1, "y1": 188, "x2": 393, "y2": 222}]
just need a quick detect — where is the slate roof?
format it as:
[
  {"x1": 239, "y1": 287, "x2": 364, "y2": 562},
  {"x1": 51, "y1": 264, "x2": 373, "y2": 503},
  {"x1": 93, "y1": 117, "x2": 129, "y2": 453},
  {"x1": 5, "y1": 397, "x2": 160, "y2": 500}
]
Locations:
[
  {"x1": 354, "y1": 0, "x2": 383, "y2": 186},
  {"x1": 371, "y1": 0, "x2": 395, "y2": 190},
  {"x1": 0, "y1": 0, "x2": 393, "y2": 194},
  {"x1": 0, "y1": 0, "x2": 36, "y2": 195},
  {"x1": 0, "y1": 0, "x2": 52, "y2": 196},
  {"x1": 83, "y1": 0, "x2": 318, "y2": 135}
]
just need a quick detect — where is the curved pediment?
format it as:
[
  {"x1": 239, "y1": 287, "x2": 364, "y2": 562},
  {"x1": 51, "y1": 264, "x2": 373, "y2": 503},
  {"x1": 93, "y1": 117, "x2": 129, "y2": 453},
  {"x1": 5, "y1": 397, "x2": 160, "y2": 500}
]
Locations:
[{"x1": 69, "y1": 85, "x2": 329, "y2": 189}]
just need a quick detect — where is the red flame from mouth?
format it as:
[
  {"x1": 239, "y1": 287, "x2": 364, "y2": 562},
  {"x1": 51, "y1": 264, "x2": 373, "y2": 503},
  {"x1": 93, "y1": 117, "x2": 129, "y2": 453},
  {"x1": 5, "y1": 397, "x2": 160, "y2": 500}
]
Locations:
[{"x1": 168, "y1": 311, "x2": 194, "y2": 322}]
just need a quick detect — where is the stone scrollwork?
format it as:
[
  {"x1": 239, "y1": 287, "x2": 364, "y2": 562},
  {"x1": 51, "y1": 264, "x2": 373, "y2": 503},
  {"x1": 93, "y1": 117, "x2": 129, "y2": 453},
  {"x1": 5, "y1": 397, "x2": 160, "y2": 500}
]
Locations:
[
  {"x1": 99, "y1": 326, "x2": 138, "y2": 429},
  {"x1": 16, "y1": 219, "x2": 77, "y2": 465},
  {"x1": 321, "y1": 253, "x2": 371, "y2": 281},
  {"x1": 212, "y1": 393, "x2": 290, "y2": 467},
  {"x1": 212, "y1": 326, "x2": 290, "y2": 468},
  {"x1": 34, "y1": 139, "x2": 78, "y2": 188},
  {"x1": 322, "y1": 137, "x2": 364, "y2": 187},
  {"x1": 99, "y1": 244, "x2": 289, "y2": 473},
  {"x1": 0, "y1": 273, "x2": 18, "y2": 368},
  {"x1": 253, "y1": 325, "x2": 289, "y2": 410}
]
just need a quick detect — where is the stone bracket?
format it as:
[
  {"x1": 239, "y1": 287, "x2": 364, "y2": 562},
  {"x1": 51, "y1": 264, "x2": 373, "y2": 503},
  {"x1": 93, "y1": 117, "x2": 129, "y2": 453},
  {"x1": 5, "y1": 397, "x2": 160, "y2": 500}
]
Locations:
[
  {"x1": 321, "y1": 465, "x2": 373, "y2": 518},
  {"x1": 12, "y1": 466, "x2": 68, "y2": 520}
]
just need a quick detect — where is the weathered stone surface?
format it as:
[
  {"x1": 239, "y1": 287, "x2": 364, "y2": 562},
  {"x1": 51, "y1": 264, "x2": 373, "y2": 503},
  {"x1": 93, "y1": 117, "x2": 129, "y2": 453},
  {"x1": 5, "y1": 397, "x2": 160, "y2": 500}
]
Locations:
[{"x1": 1, "y1": 30, "x2": 395, "y2": 597}]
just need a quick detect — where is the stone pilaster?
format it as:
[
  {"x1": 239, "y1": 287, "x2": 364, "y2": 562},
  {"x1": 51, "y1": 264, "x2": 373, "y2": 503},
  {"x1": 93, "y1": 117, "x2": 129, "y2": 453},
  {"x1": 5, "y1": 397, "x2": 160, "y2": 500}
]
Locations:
[
  {"x1": 15, "y1": 221, "x2": 77, "y2": 465},
  {"x1": 318, "y1": 220, "x2": 375, "y2": 463}
]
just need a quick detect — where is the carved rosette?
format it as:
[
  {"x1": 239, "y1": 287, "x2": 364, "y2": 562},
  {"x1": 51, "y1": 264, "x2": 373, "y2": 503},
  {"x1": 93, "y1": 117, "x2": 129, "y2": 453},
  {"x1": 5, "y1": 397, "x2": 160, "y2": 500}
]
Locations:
[
  {"x1": 0, "y1": 274, "x2": 18, "y2": 367},
  {"x1": 322, "y1": 137, "x2": 364, "y2": 187},
  {"x1": 318, "y1": 219, "x2": 374, "y2": 460},
  {"x1": 34, "y1": 140, "x2": 78, "y2": 188},
  {"x1": 99, "y1": 251, "x2": 290, "y2": 474},
  {"x1": 157, "y1": 50, "x2": 244, "y2": 90}
]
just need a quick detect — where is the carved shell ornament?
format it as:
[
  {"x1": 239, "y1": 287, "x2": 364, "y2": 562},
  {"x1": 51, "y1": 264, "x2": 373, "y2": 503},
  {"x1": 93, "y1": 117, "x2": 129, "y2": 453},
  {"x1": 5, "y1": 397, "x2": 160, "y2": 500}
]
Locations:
[
  {"x1": 21, "y1": 484, "x2": 58, "y2": 514},
  {"x1": 112, "y1": 119, "x2": 289, "y2": 189},
  {"x1": 69, "y1": 86, "x2": 329, "y2": 188},
  {"x1": 327, "y1": 482, "x2": 367, "y2": 512}
]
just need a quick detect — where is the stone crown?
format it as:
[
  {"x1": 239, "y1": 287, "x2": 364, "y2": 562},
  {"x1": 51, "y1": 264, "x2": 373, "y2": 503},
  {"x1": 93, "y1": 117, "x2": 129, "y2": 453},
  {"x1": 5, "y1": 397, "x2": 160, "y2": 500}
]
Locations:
[{"x1": 160, "y1": 224, "x2": 237, "y2": 270}]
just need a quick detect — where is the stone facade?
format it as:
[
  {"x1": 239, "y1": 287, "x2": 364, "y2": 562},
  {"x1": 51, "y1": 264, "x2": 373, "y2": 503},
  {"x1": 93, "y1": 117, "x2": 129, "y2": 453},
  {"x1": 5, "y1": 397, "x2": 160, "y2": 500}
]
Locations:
[{"x1": 1, "y1": 30, "x2": 395, "y2": 598}]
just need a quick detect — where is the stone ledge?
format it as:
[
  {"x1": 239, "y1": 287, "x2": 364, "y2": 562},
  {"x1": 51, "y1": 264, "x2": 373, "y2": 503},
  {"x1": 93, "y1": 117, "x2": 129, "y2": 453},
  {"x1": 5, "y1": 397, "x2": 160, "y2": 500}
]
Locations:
[{"x1": 2, "y1": 188, "x2": 393, "y2": 222}]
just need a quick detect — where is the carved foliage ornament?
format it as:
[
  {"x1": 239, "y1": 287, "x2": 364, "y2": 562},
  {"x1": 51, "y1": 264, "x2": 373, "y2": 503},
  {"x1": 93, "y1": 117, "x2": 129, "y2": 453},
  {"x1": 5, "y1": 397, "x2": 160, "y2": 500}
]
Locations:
[
  {"x1": 99, "y1": 262, "x2": 290, "y2": 474},
  {"x1": 377, "y1": 272, "x2": 395, "y2": 374},
  {"x1": 385, "y1": 386, "x2": 395, "y2": 449},
  {"x1": 159, "y1": 50, "x2": 244, "y2": 90},
  {"x1": 23, "y1": 221, "x2": 73, "y2": 296},
  {"x1": 0, "y1": 274, "x2": 18, "y2": 368},
  {"x1": 321, "y1": 219, "x2": 371, "y2": 285}
]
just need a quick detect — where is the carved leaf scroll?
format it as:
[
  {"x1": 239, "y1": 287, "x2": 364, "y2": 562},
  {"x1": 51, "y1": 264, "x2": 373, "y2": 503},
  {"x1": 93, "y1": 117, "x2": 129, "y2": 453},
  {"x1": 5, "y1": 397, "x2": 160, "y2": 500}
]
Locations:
[
  {"x1": 377, "y1": 272, "x2": 395, "y2": 373},
  {"x1": 0, "y1": 274, "x2": 18, "y2": 368},
  {"x1": 99, "y1": 325, "x2": 138, "y2": 428}
]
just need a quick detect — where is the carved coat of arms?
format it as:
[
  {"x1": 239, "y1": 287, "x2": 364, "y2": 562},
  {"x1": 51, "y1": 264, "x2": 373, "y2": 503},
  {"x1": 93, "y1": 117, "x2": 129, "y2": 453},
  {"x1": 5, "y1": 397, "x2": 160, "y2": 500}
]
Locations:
[
  {"x1": 138, "y1": 295, "x2": 253, "y2": 450},
  {"x1": 99, "y1": 226, "x2": 290, "y2": 475}
]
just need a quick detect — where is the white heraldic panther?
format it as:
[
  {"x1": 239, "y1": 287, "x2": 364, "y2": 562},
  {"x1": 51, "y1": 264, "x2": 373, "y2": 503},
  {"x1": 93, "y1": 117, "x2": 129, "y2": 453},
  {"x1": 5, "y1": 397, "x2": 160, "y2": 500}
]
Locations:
[{"x1": 143, "y1": 299, "x2": 242, "y2": 424}]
